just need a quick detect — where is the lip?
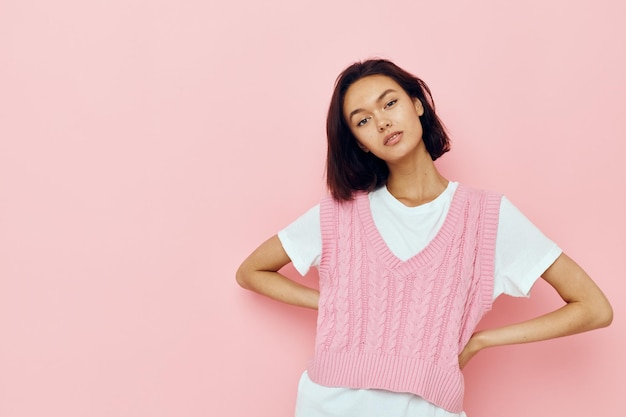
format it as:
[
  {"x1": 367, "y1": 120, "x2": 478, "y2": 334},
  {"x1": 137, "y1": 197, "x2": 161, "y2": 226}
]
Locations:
[{"x1": 384, "y1": 131, "x2": 402, "y2": 146}]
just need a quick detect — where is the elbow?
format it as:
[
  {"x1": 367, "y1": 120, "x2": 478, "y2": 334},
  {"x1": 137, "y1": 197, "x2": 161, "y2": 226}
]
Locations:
[
  {"x1": 596, "y1": 302, "x2": 614, "y2": 329},
  {"x1": 586, "y1": 298, "x2": 614, "y2": 330},
  {"x1": 235, "y1": 263, "x2": 252, "y2": 290}
]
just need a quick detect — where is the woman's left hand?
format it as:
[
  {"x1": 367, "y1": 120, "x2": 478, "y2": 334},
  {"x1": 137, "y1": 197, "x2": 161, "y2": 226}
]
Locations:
[{"x1": 458, "y1": 331, "x2": 486, "y2": 369}]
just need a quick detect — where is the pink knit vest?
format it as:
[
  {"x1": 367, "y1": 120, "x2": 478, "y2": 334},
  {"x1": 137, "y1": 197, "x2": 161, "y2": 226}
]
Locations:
[{"x1": 308, "y1": 185, "x2": 501, "y2": 412}]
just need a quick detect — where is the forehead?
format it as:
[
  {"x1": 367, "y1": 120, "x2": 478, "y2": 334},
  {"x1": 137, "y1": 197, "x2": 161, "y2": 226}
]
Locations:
[{"x1": 343, "y1": 75, "x2": 405, "y2": 110}]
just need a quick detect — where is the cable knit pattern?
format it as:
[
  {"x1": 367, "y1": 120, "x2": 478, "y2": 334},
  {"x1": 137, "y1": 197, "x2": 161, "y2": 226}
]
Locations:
[{"x1": 309, "y1": 185, "x2": 501, "y2": 413}]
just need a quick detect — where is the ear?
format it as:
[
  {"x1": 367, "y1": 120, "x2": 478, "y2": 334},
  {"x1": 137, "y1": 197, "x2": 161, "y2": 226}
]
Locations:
[{"x1": 414, "y1": 99, "x2": 425, "y2": 116}]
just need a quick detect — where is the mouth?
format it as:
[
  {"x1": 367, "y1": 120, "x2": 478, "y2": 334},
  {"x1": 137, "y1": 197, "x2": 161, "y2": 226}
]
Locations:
[{"x1": 384, "y1": 131, "x2": 402, "y2": 146}]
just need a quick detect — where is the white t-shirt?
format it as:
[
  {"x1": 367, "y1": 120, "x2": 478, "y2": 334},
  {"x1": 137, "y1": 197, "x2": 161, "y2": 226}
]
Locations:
[{"x1": 278, "y1": 182, "x2": 562, "y2": 417}]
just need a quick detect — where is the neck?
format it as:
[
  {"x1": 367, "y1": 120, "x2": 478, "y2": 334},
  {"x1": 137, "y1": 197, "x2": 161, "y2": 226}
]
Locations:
[{"x1": 385, "y1": 150, "x2": 448, "y2": 207}]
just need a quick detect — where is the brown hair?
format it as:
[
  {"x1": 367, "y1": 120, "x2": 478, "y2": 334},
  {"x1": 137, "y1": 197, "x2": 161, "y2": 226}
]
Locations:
[{"x1": 326, "y1": 59, "x2": 450, "y2": 201}]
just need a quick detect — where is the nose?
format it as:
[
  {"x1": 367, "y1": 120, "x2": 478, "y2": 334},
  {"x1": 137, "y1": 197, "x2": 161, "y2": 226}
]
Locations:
[{"x1": 378, "y1": 119, "x2": 391, "y2": 132}]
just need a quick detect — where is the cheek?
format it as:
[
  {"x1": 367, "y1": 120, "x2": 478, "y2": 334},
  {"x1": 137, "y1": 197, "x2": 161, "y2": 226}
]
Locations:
[
  {"x1": 349, "y1": 125, "x2": 364, "y2": 141},
  {"x1": 354, "y1": 130, "x2": 375, "y2": 146},
  {"x1": 416, "y1": 118, "x2": 424, "y2": 134},
  {"x1": 351, "y1": 129, "x2": 377, "y2": 151}
]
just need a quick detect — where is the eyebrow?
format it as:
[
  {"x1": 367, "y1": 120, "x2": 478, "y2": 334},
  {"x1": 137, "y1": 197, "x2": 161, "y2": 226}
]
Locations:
[{"x1": 348, "y1": 89, "x2": 397, "y2": 121}]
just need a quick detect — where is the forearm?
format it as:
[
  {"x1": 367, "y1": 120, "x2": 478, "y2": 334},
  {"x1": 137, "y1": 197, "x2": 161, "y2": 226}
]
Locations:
[
  {"x1": 236, "y1": 234, "x2": 320, "y2": 309},
  {"x1": 238, "y1": 269, "x2": 319, "y2": 309},
  {"x1": 460, "y1": 253, "x2": 612, "y2": 368},
  {"x1": 473, "y1": 299, "x2": 610, "y2": 351}
]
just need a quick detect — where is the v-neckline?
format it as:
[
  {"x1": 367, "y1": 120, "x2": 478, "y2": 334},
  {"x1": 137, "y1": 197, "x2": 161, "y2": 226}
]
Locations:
[{"x1": 356, "y1": 184, "x2": 467, "y2": 273}]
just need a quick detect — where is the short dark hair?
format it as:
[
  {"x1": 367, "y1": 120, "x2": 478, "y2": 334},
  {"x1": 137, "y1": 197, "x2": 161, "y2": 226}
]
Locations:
[{"x1": 326, "y1": 59, "x2": 450, "y2": 201}]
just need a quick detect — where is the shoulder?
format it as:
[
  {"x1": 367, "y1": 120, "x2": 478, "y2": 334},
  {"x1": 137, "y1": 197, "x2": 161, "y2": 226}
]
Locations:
[
  {"x1": 454, "y1": 184, "x2": 503, "y2": 214},
  {"x1": 321, "y1": 192, "x2": 367, "y2": 211},
  {"x1": 457, "y1": 182, "x2": 502, "y2": 198}
]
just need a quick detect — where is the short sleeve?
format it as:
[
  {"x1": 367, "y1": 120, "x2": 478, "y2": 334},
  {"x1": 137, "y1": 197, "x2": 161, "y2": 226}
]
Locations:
[
  {"x1": 277, "y1": 204, "x2": 322, "y2": 276},
  {"x1": 494, "y1": 197, "x2": 562, "y2": 299}
]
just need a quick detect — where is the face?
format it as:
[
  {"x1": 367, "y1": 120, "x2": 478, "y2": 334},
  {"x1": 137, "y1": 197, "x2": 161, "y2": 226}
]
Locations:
[{"x1": 343, "y1": 75, "x2": 425, "y2": 163}]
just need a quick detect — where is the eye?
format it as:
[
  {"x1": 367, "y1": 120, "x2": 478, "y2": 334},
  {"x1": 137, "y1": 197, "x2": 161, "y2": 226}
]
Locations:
[
  {"x1": 385, "y1": 99, "x2": 398, "y2": 109},
  {"x1": 357, "y1": 117, "x2": 369, "y2": 127}
]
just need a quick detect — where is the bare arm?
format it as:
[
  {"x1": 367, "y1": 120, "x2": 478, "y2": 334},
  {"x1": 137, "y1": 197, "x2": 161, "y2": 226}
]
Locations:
[
  {"x1": 459, "y1": 252, "x2": 613, "y2": 368},
  {"x1": 236, "y1": 235, "x2": 319, "y2": 309}
]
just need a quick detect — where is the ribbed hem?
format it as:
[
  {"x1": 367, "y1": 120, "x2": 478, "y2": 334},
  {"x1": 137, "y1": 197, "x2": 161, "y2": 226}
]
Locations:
[{"x1": 308, "y1": 351, "x2": 464, "y2": 413}]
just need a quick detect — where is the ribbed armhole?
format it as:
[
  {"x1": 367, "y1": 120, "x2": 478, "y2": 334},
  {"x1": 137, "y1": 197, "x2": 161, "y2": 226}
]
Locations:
[
  {"x1": 479, "y1": 192, "x2": 502, "y2": 311},
  {"x1": 318, "y1": 196, "x2": 338, "y2": 281}
]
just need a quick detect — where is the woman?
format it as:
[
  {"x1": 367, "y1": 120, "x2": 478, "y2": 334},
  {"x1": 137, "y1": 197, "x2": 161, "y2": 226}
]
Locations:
[{"x1": 236, "y1": 59, "x2": 613, "y2": 416}]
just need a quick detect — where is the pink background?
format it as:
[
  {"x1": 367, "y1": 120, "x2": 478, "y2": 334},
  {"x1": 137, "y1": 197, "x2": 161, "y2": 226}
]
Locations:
[{"x1": 1, "y1": 0, "x2": 624, "y2": 415}]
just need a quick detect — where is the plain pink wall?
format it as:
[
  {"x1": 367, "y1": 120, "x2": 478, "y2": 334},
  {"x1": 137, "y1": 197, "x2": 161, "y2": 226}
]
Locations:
[{"x1": 1, "y1": 0, "x2": 623, "y2": 416}]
